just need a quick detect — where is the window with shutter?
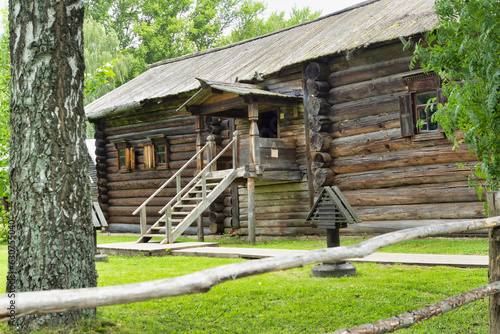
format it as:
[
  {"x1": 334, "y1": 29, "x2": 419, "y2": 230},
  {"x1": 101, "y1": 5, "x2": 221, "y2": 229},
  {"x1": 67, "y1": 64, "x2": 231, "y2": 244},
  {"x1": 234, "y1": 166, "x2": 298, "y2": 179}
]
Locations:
[
  {"x1": 113, "y1": 140, "x2": 135, "y2": 172},
  {"x1": 147, "y1": 135, "x2": 169, "y2": 170},
  {"x1": 399, "y1": 72, "x2": 445, "y2": 140}
]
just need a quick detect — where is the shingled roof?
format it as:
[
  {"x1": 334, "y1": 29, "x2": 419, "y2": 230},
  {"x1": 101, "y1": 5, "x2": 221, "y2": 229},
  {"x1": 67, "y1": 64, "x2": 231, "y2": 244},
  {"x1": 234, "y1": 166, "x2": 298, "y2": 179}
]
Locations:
[{"x1": 85, "y1": 0, "x2": 437, "y2": 120}]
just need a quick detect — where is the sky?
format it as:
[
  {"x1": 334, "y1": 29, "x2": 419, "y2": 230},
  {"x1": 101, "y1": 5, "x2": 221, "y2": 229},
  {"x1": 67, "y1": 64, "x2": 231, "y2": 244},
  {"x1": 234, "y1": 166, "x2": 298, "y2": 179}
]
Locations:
[{"x1": 0, "y1": 0, "x2": 368, "y2": 35}]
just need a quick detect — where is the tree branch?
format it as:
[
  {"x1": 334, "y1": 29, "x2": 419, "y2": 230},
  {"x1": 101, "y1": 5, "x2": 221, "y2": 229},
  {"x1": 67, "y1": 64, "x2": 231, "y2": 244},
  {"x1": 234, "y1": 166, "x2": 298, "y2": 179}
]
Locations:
[
  {"x1": 331, "y1": 280, "x2": 500, "y2": 334},
  {"x1": 1, "y1": 217, "x2": 498, "y2": 322}
]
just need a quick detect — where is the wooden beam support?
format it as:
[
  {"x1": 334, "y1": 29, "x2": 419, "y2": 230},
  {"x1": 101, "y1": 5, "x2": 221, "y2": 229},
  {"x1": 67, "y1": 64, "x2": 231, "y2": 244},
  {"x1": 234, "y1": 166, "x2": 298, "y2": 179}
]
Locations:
[{"x1": 195, "y1": 116, "x2": 204, "y2": 172}]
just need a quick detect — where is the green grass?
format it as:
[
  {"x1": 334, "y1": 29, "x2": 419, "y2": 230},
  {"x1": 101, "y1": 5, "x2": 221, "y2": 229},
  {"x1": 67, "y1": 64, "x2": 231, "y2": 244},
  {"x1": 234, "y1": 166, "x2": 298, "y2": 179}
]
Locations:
[
  {"x1": 97, "y1": 232, "x2": 490, "y2": 255},
  {"x1": 0, "y1": 235, "x2": 491, "y2": 333}
]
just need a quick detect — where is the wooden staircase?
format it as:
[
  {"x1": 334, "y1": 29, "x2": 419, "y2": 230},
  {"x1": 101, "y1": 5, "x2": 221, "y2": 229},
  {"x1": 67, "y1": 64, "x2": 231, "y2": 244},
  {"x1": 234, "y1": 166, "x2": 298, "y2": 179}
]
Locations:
[
  {"x1": 133, "y1": 131, "x2": 241, "y2": 244},
  {"x1": 137, "y1": 169, "x2": 236, "y2": 244}
]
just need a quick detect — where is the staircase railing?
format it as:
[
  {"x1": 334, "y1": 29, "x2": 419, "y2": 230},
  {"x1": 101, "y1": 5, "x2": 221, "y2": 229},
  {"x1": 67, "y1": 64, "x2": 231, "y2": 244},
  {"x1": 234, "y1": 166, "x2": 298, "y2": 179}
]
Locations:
[
  {"x1": 132, "y1": 130, "x2": 240, "y2": 240},
  {"x1": 132, "y1": 137, "x2": 213, "y2": 235},
  {"x1": 158, "y1": 131, "x2": 241, "y2": 243}
]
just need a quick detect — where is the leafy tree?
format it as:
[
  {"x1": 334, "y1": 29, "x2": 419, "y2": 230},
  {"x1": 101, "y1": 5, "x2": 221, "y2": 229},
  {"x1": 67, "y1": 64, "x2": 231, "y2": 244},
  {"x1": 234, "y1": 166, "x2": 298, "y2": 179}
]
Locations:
[
  {"x1": 83, "y1": 18, "x2": 134, "y2": 104},
  {"x1": 84, "y1": 0, "x2": 140, "y2": 49},
  {"x1": 223, "y1": 6, "x2": 322, "y2": 44},
  {"x1": 84, "y1": 0, "x2": 319, "y2": 73},
  {"x1": 132, "y1": 0, "x2": 193, "y2": 65},
  {"x1": 9, "y1": 0, "x2": 96, "y2": 329},
  {"x1": 414, "y1": 0, "x2": 500, "y2": 195}
]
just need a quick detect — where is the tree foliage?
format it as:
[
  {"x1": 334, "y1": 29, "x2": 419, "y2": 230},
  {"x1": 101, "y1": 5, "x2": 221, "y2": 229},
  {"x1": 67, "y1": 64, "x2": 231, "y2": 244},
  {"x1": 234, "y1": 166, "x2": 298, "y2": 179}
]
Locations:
[
  {"x1": 223, "y1": 6, "x2": 321, "y2": 44},
  {"x1": 83, "y1": 0, "x2": 321, "y2": 77},
  {"x1": 83, "y1": 18, "x2": 134, "y2": 105},
  {"x1": 414, "y1": 0, "x2": 500, "y2": 194}
]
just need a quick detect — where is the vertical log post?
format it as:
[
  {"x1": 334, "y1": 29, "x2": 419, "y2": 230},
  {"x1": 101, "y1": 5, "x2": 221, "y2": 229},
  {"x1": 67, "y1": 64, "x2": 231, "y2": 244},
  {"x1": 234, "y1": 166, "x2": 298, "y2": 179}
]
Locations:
[
  {"x1": 195, "y1": 116, "x2": 205, "y2": 172},
  {"x1": 165, "y1": 207, "x2": 172, "y2": 244},
  {"x1": 233, "y1": 130, "x2": 240, "y2": 169},
  {"x1": 248, "y1": 102, "x2": 259, "y2": 244},
  {"x1": 249, "y1": 102, "x2": 260, "y2": 165},
  {"x1": 206, "y1": 135, "x2": 215, "y2": 173},
  {"x1": 140, "y1": 207, "x2": 147, "y2": 236},
  {"x1": 247, "y1": 179, "x2": 256, "y2": 244},
  {"x1": 488, "y1": 191, "x2": 500, "y2": 333}
]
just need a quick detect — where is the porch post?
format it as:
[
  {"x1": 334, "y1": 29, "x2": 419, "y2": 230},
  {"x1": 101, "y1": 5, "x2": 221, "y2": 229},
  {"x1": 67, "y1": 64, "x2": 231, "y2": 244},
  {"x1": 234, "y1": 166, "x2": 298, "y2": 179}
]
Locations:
[
  {"x1": 195, "y1": 115, "x2": 205, "y2": 172},
  {"x1": 247, "y1": 101, "x2": 259, "y2": 244}
]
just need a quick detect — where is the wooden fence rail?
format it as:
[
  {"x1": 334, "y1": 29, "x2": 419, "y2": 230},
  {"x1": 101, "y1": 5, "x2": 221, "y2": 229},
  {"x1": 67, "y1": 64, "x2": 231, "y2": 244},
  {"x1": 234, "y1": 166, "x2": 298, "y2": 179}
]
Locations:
[
  {"x1": 332, "y1": 281, "x2": 500, "y2": 334},
  {"x1": 1, "y1": 217, "x2": 499, "y2": 324}
]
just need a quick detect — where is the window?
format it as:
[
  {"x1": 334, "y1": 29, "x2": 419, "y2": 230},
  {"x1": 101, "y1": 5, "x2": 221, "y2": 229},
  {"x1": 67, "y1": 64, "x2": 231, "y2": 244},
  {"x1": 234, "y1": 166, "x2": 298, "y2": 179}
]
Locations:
[
  {"x1": 145, "y1": 136, "x2": 169, "y2": 169},
  {"x1": 399, "y1": 73, "x2": 446, "y2": 140},
  {"x1": 113, "y1": 141, "x2": 135, "y2": 172},
  {"x1": 258, "y1": 110, "x2": 278, "y2": 138},
  {"x1": 414, "y1": 91, "x2": 438, "y2": 132}
]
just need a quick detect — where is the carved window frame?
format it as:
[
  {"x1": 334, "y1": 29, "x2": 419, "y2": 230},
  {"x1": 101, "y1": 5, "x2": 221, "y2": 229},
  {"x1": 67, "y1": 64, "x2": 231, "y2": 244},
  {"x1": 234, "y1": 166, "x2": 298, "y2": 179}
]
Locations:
[
  {"x1": 148, "y1": 135, "x2": 169, "y2": 170},
  {"x1": 399, "y1": 72, "x2": 447, "y2": 141},
  {"x1": 113, "y1": 140, "x2": 135, "y2": 172}
]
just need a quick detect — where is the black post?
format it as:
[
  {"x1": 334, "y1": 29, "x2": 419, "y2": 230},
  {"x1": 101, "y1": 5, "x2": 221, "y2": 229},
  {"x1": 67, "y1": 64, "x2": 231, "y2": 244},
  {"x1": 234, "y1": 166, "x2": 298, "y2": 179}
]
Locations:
[{"x1": 311, "y1": 227, "x2": 356, "y2": 278}]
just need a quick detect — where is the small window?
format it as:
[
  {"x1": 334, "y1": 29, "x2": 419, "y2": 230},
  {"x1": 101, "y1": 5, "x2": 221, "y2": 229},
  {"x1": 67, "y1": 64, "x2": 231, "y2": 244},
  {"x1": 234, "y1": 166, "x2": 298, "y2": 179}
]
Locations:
[
  {"x1": 113, "y1": 141, "x2": 135, "y2": 172},
  {"x1": 146, "y1": 136, "x2": 169, "y2": 169},
  {"x1": 156, "y1": 143, "x2": 167, "y2": 167},
  {"x1": 414, "y1": 91, "x2": 438, "y2": 133},
  {"x1": 118, "y1": 148, "x2": 127, "y2": 171},
  {"x1": 399, "y1": 73, "x2": 446, "y2": 140}
]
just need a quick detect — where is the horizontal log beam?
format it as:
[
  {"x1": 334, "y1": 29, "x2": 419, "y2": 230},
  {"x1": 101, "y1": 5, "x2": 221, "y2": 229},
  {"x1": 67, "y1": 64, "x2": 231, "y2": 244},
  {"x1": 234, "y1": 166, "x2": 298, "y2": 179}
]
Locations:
[
  {"x1": 334, "y1": 162, "x2": 477, "y2": 190},
  {"x1": 327, "y1": 71, "x2": 411, "y2": 105},
  {"x1": 328, "y1": 56, "x2": 413, "y2": 88},
  {"x1": 355, "y1": 202, "x2": 485, "y2": 221},
  {"x1": 330, "y1": 112, "x2": 400, "y2": 138},
  {"x1": 328, "y1": 93, "x2": 399, "y2": 123},
  {"x1": 329, "y1": 129, "x2": 452, "y2": 158},
  {"x1": 344, "y1": 181, "x2": 480, "y2": 206},
  {"x1": 332, "y1": 145, "x2": 476, "y2": 174}
]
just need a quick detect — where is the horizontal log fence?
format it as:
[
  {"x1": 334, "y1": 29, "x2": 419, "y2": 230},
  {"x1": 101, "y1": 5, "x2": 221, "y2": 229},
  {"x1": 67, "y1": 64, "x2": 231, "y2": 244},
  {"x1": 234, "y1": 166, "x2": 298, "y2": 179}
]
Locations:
[
  {"x1": 1, "y1": 217, "x2": 499, "y2": 327},
  {"x1": 332, "y1": 281, "x2": 500, "y2": 334}
]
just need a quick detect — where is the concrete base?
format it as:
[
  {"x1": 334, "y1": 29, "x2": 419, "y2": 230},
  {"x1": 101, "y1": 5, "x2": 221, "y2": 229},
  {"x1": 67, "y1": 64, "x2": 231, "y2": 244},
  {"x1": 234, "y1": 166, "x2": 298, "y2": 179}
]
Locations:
[
  {"x1": 97, "y1": 241, "x2": 219, "y2": 257},
  {"x1": 95, "y1": 254, "x2": 109, "y2": 262},
  {"x1": 311, "y1": 262, "x2": 356, "y2": 278}
]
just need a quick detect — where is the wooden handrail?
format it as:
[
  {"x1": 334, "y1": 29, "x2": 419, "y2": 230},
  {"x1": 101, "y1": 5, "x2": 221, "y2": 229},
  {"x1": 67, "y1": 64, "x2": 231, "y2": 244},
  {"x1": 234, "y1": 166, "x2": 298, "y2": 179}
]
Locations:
[
  {"x1": 132, "y1": 141, "x2": 211, "y2": 215},
  {"x1": 158, "y1": 131, "x2": 241, "y2": 214}
]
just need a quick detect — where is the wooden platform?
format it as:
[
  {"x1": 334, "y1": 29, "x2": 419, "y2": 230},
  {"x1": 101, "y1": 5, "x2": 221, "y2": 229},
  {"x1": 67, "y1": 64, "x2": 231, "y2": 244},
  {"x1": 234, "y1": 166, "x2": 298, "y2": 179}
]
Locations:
[
  {"x1": 97, "y1": 242, "x2": 219, "y2": 257},
  {"x1": 170, "y1": 247, "x2": 488, "y2": 268}
]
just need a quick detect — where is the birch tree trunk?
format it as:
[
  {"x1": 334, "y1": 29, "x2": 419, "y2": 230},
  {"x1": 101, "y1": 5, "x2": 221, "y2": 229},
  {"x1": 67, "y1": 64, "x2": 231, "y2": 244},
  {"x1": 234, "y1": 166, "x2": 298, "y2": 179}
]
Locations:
[{"x1": 8, "y1": 0, "x2": 97, "y2": 330}]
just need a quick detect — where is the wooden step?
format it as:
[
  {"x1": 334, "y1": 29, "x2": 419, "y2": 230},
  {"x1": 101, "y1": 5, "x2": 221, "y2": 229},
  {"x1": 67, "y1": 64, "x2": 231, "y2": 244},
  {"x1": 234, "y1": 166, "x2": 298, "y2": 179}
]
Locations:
[
  {"x1": 142, "y1": 233, "x2": 166, "y2": 238},
  {"x1": 171, "y1": 212, "x2": 190, "y2": 216},
  {"x1": 174, "y1": 204, "x2": 197, "y2": 208}
]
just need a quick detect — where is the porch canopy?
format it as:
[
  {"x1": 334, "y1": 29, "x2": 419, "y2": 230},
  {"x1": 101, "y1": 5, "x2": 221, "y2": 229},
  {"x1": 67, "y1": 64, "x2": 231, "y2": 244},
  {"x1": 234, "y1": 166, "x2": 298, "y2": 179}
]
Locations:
[{"x1": 177, "y1": 78, "x2": 300, "y2": 118}]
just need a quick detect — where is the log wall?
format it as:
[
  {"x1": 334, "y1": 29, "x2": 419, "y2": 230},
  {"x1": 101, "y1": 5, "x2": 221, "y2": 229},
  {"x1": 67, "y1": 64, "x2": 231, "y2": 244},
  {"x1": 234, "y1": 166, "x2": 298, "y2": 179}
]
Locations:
[
  {"x1": 95, "y1": 100, "x2": 214, "y2": 233},
  {"x1": 306, "y1": 41, "x2": 484, "y2": 223}
]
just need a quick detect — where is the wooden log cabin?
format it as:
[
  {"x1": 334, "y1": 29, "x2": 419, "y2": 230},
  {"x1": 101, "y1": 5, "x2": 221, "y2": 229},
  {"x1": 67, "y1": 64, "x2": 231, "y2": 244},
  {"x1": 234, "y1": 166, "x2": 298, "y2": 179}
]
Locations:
[{"x1": 85, "y1": 0, "x2": 484, "y2": 242}]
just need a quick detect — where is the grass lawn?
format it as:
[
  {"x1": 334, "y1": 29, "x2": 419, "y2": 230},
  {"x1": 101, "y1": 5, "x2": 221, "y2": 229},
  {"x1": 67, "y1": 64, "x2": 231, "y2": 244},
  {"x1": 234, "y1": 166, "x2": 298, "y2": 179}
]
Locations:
[
  {"x1": 0, "y1": 234, "x2": 491, "y2": 333},
  {"x1": 97, "y1": 232, "x2": 490, "y2": 255}
]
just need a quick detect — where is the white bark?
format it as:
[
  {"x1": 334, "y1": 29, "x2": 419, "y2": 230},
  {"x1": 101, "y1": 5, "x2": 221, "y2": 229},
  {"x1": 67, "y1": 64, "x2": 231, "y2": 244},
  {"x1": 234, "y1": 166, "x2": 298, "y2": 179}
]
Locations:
[{"x1": 0, "y1": 217, "x2": 498, "y2": 322}]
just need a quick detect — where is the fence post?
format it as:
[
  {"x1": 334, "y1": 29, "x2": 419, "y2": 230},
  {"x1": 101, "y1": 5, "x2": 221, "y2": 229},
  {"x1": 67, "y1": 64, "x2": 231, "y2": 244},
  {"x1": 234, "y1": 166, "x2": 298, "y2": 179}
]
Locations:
[{"x1": 488, "y1": 191, "x2": 500, "y2": 334}]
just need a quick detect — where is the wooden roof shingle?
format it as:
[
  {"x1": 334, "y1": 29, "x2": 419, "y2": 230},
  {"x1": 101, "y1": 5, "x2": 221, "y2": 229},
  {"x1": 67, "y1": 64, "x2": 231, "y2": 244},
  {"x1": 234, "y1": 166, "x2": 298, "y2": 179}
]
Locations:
[{"x1": 85, "y1": 0, "x2": 437, "y2": 120}]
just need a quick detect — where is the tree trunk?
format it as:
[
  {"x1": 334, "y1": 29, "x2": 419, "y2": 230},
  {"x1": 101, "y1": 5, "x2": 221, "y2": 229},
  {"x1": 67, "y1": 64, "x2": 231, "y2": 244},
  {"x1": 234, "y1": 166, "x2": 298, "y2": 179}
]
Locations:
[
  {"x1": 8, "y1": 0, "x2": 97, "y2": 330},
  {"x1": 488, "y1": 191, "x2": 500, "y2": 334}
]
